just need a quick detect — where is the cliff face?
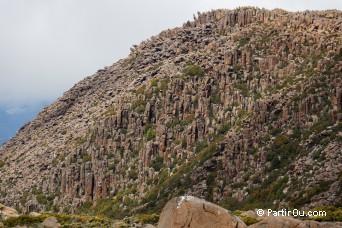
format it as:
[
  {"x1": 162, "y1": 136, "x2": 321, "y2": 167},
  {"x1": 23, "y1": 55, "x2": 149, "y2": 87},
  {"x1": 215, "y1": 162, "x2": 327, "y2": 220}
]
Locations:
[{"x1": 0, "y1": 7, "x2": 341, "y2": 217}]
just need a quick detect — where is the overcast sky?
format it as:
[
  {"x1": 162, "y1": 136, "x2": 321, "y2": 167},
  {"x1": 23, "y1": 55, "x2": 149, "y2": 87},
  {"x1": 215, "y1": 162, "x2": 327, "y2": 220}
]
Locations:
[{"x1": 1, "y1": 0, "x2": 341, "y2": 106}]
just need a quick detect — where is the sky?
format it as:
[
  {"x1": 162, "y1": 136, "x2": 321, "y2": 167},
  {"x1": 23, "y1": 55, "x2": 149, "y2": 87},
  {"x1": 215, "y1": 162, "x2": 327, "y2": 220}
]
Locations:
[{"x1": 0, "y1": 0, "x2": 341, "y2": 106}]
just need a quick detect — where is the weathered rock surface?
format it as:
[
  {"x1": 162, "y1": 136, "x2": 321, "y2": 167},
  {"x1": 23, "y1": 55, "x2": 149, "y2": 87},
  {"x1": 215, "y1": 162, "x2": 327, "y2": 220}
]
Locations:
[
  {"x1": 143, "y1": 225, "x2": 156, "y2": 228},
  {"x1": 157, "y1": 196, "x2": 247, "y2": 228},
  {"x1": 29, "y1": 212, "x2": 41, "y2": 217},
  {"x1": 0, "y1": 204, "x2": 19, "y2": 220},
  {"x1": 41, "y1": 217, "x2": 61, "y2": 228}
]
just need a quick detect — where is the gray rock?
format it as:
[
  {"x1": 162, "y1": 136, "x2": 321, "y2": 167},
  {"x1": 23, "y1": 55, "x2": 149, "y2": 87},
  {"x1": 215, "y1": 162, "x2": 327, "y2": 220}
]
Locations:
[
  {"x1": 41, "y1": 217, "x2": 61, "y2": 228},
  {"x1": 143, "y1": 225, "x2": 156, "y2": 228}
]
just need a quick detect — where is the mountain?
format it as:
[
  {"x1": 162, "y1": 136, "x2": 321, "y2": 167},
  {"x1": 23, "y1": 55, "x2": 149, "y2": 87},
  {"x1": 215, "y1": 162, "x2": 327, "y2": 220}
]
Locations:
[{"x1": 0, "y1": 7, "x2": 341, "y2": 220}]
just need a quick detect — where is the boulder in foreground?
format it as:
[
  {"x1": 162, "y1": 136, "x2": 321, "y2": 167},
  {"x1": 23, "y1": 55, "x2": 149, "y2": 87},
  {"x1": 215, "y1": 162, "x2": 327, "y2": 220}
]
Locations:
[
  {"x1": 157, "y1": 196, "x2": 247, "y2": 228},
  {"x1": 0, "y1": 204, "x2": 19, "y2": 220}
]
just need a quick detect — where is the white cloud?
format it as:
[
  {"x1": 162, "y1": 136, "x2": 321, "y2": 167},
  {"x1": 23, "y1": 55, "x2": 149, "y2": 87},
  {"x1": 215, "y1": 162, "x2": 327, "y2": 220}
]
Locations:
[{"x1": 6, "y1": 107, "x2": 26, "y2": 115}]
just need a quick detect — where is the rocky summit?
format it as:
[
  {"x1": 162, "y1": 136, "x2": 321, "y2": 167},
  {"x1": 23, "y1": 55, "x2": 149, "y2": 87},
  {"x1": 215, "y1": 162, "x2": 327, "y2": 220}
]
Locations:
[{"x1": 0, "y1": 6, "x2": 341, "y2": 226}]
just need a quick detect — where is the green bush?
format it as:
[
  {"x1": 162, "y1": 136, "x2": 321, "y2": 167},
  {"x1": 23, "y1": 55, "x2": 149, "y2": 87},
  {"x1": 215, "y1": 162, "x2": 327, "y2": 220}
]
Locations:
[
  {"x1": 158, "y1": 169, "x2": 168, "y2": 184},
  {"x1": 0, "y1": 160, "x2": 4, "y2": 169},
  {"x1": 184, "y1": 64, "x2": 204, "y2": 77},
  {"x1": 145, "y1": 128, "x2": 156, "y2": 141},
  {"x1": 236, "y1": 82, "x2": 248, "y2": 97},
  {"x1": 82, "y1": 154, "x2": 91, "y2": 163},
  {"x1": 238, "y1": 37, "x2": 250, "y2": 47},
  {"x1": 128, "y1": 170, "x2": 138, "y2": 180},
  {"x1": 246, "y1": 147, "x2": 257, "y2": 155},
  {"x1": 195, "y1": 140, "x2": 208, "y2": 153},
  {"x1": 159, "y1": 78, "x2": 169, "y2": 96},
  {"x1": 312, "y1": 206, "x2": 342, "y2": 222},
  {"x1": 240, "y1": 216, "x2": 260, "y2": 225},
  {"x1": 152, "y1": 155, "x2": 164, "y2": 171},
  {"x1": 3, "y1": 215, "x2": 46, "y2": 227},
  {"x1": 136, "y1": 213, "x2": 159, "y2": 225},
  {"x1": 182, "y1": 138, "x2": 187, "y2": 149},
  {"x1": 20, "y1": 192, "x2": 29, "y2": 205},
  {"x1": 233, "y1": 64, "x2": 241, "y2": 73},
  {"x1": 102, "y1": 108, "x2": 116, "y2": 117},
  {"x1": 150, "y1": 79, "x2": 158, "y2": 87},
  {"x1": 36, "y1": 193, "x2": 47, "y2": 205},
  {"x1": 133, "y1": 99, "x2": 147, "y2": 113},
  {"x1": 75, "y1": 136, "x2": 87, "y2": 147},
  {"x1": 210, "y1": 92, "x2": 221, "y2": 104},
  {"x1": 133, "y1": 85, "x2": 146, "y2": 95},
  {"x1": 206, "y1": 172, "x2": 216, "y2": 200},
  {"x1": 217, "y1": 123, "x2": 230, "y2": 135},
  {"x1": 108, "y1": 163, "x2": 116, "y2": 171}
]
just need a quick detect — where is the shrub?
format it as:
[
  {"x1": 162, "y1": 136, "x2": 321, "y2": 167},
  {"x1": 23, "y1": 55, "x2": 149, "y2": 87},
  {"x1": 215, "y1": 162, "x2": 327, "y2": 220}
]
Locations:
[
  {"x1": 210, "y1": 92, "x2": 221, "y2": 104},
  {"x1": 136, "y1": 213, "x2": 159, "y2": 225},
  {"x1": 254, "y1": 92, "x2": 262, "y2": 100},
  {"x1": 206, "y1": 172, "x2": 216, "y2": 200},
  {"x1": 75, "y1": 136, "x2": 87, "y2": 147},
  {"x1": 246, "y1": 147, "x2": 257, "y2": 155},
  {"x1": 36, "y1": 193, "x2": 47, "y2": 205},
  {"x1": 238, "y1": 37, "x2": 250, "y2": 47},
  {"x1": 133, "y1": 99, "x2": 147, "y2": 113},
  {"x1": 133, "y1": 85, "x2": 146, "y2": 95},
  {"x1": 233, "y1": 64, "x2": 241, "y2": 73},
  {"x1": 182, "y1": 138, "x2": 187, "y2": 149},
  {"x1": 312, "y1": 206, "x2": 342, "y2": 222},
  {"x1": 51, "y1": 158, "x2": 58, "y2": 167},
  {"x1": 184, "y1": 64, "x2": 204, "y2": 77},
  {"x1": 217, "y1": 123, "x2": 230, "y2": 135},
  {"x1": 82, "y1": 154, "x2": 91, "y2": 163},
  {"x1": 150, "y1": 79, "x2": 158, "y2": 87},
  {"x1": 128, "y1": 170, "x2": 138, "y2": 180},
  {"x1": 236, "y1": 82, "x2": 248, "y2": 97},
  {"x1": 151, "y1": 155, "x2": 164, "y2": 171},
  {"x1": 270, "y1": 128, "x2": 281, "y2": 136},
  {"x1": 195, "y1": 140, "x2": 208, "y2": 153},
  {"x1": 158, "y1": 169, "x2": 168, "y2": 184},
  {"x1": 52, "y1": 205, "x2": 60, "y2": 213},
  {"x1": 274, "y1": 135, "x2": 289, "y2": 148},
  {"x1": 145, "y1": 128, "x2": 156, "y2": 141},
  {"x1": 159, "y1": 78, "x2": 169, "y2": 96},
  {"x1": 102, "y1": 108, "x2": 116, "y2": 116},
  {"x1": 240, "y1": 216, "x2": 260, "y2": 225},
  {"x1": 0, "y1": 160, "x2": 5, "y2": 169},
  {"x1": 151, "y1": 62, "x2": 163, "y2": 71},
  {"x1": 3, "y1": 215, "x2": 47, "y2": 227},
  {"x1": 20, "y1": 192, "x2": 29, "y2": 205}
]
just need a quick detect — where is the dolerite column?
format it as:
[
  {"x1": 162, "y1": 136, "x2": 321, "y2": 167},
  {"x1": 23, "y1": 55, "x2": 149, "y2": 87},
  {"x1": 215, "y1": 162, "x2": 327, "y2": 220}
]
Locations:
[{"x1": 85, "y1": 173, "x2": 94, "y2": 201}]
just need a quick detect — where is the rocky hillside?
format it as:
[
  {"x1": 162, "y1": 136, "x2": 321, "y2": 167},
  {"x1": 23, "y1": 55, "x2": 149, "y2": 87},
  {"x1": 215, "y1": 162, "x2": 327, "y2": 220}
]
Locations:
[{"x1": 0, "y1": 7, "x2": 341, "y2": 218}]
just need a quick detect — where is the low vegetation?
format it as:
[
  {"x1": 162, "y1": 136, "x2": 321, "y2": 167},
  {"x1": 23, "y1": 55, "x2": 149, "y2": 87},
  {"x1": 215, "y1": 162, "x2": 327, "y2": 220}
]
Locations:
[
  {"x1": 3, "y1": 214, "x2": 111, "y2": 227},
  {"x1": 184, "y1": 64, "x2": 205, "y2": 77}
]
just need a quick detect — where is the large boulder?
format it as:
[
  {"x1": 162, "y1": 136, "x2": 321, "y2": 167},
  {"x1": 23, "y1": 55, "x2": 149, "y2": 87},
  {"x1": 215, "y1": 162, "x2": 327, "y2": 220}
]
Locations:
[
  {"x1": 0, "y1": 204, "x2": 19, "y2": 220},
  {"x1": 157, "y1": 196, "x2": 247, "y2": 228}
]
